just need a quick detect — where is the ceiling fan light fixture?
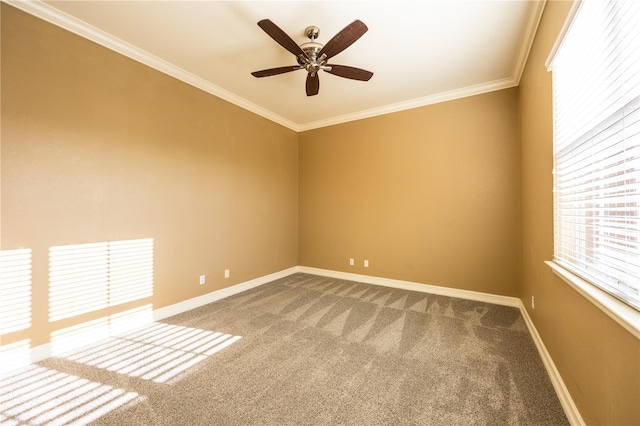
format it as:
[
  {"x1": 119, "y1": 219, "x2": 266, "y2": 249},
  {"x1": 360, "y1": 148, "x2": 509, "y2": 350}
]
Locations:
[
  {"x1": 252, "y1": 19, "x2": 373, "y2": 96},
  {"x1": 300, "y1": 41, "x2": 323, "y2": 54}
]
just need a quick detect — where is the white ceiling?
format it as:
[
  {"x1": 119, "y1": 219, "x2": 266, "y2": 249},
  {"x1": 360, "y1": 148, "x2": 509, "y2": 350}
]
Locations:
[{"x1": 8, "y1": 0, "x2": 545, "y2": 131}]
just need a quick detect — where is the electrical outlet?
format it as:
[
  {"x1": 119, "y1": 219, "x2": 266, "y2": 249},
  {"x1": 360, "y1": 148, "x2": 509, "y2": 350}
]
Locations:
[
  {"x1": 364, "y1": 260, "x2": 369, "y2": 267},
  {"x1": 224, "y1": 269, "x2": 230, "y2": 278},
  {"x1": 199, "y1": 275, "x2": 206, "y2": 285},
  {"x1": 531, "y1": 296, "x2": 535, "y2": 309},
  {"x1": 349, "y1": 258, "x2": 354, "y2": 266}
]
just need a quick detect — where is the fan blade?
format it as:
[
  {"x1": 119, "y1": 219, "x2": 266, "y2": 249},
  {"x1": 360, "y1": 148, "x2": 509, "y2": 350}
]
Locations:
[
  {"x1": 325, "y1": 64, "x2": 373, "y2": 81},
  {"x1": 306, "y1": 73, "x2": 319, "y2": 96},
  {"x1": 318, "y1": 20, "x2": 368, "y2": 60},
  {"x1": 257, "y1": 19, "x2": 306, "y2": 58},
  {"x1": 252, "y1": 66, "x2": 302, "y2": 78}
]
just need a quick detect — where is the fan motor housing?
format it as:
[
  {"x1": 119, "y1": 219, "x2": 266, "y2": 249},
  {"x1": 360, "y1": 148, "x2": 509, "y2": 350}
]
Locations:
[{"x1": 299, "y1": 42, "x2": 323, "y2": 60}]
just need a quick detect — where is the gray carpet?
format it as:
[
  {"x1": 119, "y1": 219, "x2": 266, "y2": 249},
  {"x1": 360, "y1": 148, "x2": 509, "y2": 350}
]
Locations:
[{"x1": 1, "y1": 273, "x2": 568, "y2": 425}]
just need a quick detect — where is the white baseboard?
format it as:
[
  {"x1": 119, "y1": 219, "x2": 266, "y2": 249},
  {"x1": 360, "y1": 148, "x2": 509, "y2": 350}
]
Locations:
[
  {"x1": 152, "y1": 267, "x2": 298, "y2": 321},
  {"x1": 30, "y1": 342, "x2": 51, "y2": 364},
  {"x1": 297, "y1": 266, "x2": 521, "y2": 307},
  {"x1": 518, "y1": 301, "x2": 585, "y2": 426}
]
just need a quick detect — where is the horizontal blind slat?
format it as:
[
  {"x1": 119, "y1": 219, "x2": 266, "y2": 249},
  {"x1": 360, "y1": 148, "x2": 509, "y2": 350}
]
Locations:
[{"x1": 552, "y1": 0, "x2": 640, "y2": 310}]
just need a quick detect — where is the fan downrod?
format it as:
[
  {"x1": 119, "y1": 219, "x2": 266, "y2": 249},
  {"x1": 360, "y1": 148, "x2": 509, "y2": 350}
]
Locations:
[{"x1": 298, "y1": 25, "x2": 329, "y2": 76}]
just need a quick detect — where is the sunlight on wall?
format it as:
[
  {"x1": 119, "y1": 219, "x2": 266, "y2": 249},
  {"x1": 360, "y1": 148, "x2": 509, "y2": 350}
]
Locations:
[
  {"x1": 51, "y1": 305, "x2": 154, "y2": 356},
  {"x1": 61, "y1": 322, "x2": 242, "y2": 384},
  {"x1": 107, "y1": 239, "x2": 154, "y2": 307},
  {"x1": 0, "y1": 249, "x2": 32, "y2": 335},
  {"x1": 49, "y1": 239, "x2": 153, "y2": 322},
  {"x1": 0, "y1": 365, "x2": 143, "y2": 426},
  {"x1": 0, "y1": 236, "x2": 244, "y2": 423}
]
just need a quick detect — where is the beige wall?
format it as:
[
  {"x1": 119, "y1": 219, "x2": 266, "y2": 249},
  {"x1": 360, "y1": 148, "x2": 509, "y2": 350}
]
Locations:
[
  {"x1": 2, "y1": 3, "x2": 639, "y2": 425},
  {"x1": 299, "y1": 89, "x2": 521, "y2": 296},
  {"x1": 1, "y1": 5, "x2": 298, "y2": 347},
  {"x1": 520, "y1": 2, "x2": 639, "y2": 425}
]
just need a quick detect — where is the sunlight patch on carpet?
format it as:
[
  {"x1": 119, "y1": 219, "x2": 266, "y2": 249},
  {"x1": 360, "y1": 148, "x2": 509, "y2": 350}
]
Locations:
[
  {"x1": 0, "y1": 365, "x2": 143, "y2": 426},
  {"x1": 60, "y1": 322, "x2": 241, "y2": 384}
]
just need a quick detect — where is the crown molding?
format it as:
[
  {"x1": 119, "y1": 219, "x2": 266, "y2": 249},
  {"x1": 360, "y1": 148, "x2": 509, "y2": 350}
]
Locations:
[
  {"x1": 545, "y1": 0, "x2": 582, "y2": 71},
  {"x1": 298, "y1": 76, "x2": 518, "y2": 132},
  {"x1": 512, "y1": 0, "x2": 547, "y2": 84},
  {"x1": 298, "y1": 0, "x2": 546, "y2": 132},
  {"x1": 3, "y1": 0, "x2": 300, "y2": 132},
  {"x1": 4, "y1": 0, "x2": 542, "y2": 133}
]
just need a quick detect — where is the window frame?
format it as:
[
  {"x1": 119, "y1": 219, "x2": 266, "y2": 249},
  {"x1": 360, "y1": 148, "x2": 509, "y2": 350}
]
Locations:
[{"x1": 545, "y1": 0, "x2": 640, "y2": 337}]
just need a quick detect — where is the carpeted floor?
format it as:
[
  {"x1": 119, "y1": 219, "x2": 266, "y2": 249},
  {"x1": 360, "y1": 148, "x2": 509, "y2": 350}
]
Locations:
[{"x1": 1, "y1": 273, "x2": 569, "y2": 425}]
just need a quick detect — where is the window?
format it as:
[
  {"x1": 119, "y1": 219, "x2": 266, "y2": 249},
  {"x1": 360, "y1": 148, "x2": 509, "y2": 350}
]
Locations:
[{"x1": 549, "y1": 0, "x2": 640, "y2": 310}]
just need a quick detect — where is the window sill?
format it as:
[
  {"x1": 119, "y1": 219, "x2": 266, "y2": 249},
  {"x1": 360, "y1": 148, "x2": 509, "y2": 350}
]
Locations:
[{"x1": 545, "y1": 261, "x2": 639, "y2": 339}]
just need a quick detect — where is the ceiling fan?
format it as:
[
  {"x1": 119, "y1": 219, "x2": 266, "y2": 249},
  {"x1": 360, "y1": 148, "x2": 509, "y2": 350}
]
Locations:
[{"x1": 251, "y1": 19, "x2": 373, "y2": 96}]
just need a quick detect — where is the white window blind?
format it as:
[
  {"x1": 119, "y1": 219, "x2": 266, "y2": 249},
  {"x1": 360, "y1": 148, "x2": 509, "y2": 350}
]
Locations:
[{"x1": 550, "y1": 0, "x2": 640, "y2": 310}]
